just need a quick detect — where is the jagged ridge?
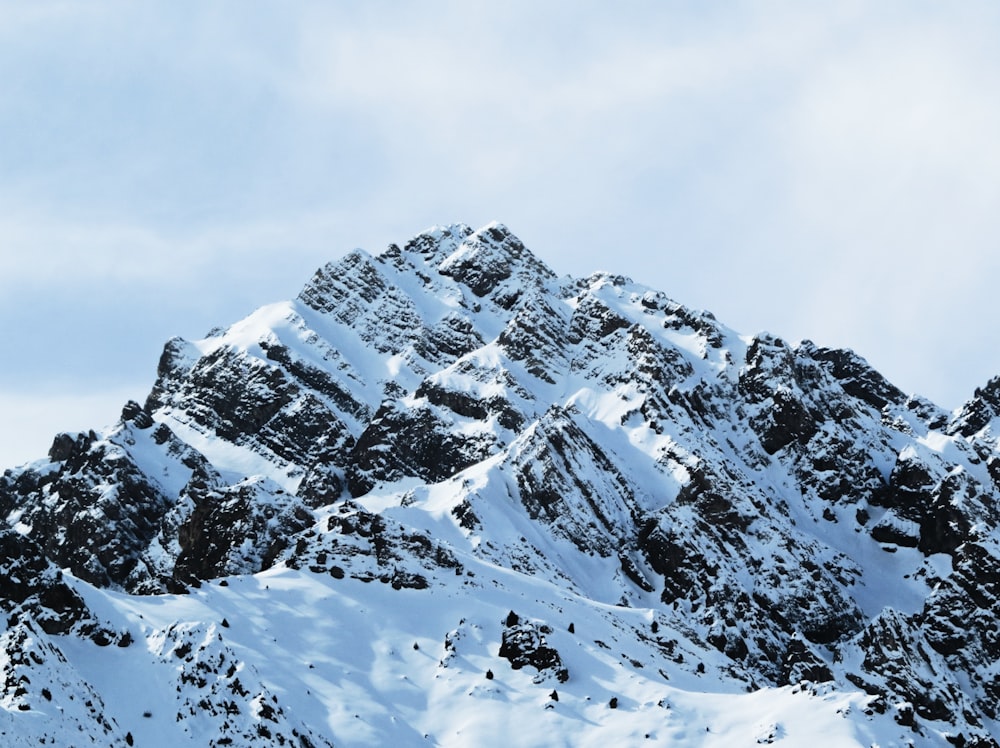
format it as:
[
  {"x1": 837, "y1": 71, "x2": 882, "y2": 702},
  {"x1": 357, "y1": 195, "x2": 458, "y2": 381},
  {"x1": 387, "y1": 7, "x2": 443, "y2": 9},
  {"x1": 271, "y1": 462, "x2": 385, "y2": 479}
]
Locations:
[{"x1": 3, "y1": 222, "x2": 1000, "y2": 745}]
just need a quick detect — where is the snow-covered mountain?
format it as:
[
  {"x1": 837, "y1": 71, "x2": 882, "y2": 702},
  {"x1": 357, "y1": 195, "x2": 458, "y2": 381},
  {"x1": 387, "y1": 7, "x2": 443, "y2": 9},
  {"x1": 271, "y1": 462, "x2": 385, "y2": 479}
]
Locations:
[{"x1": 4, "y1": 222, "x2": 1000, "y2": 746}]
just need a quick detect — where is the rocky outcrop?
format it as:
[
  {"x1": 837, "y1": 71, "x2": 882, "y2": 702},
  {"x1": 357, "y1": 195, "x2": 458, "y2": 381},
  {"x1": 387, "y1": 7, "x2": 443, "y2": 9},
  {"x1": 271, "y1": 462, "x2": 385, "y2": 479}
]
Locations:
[
  {"x1": 170, "y1": 478, "x2": 313, "y2": 589},
  {"x1": 498, "y1": 611, "x2": 569, "y2": 684},
  {"x1": 287, "y1": 502, "x2": 462, "y2": 589},
  {"x1": 0, "y1": 418, "x2": 179, "y2": 591},
  {"x1": 0, "y1": 527, "x2": 120, "y2": 643}
]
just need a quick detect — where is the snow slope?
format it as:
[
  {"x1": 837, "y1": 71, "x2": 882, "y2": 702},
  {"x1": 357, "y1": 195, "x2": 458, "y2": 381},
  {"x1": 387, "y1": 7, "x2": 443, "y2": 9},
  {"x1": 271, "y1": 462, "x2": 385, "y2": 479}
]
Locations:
[{"x1": 44, "y1": 559, "x2": 915, "y2": 747}]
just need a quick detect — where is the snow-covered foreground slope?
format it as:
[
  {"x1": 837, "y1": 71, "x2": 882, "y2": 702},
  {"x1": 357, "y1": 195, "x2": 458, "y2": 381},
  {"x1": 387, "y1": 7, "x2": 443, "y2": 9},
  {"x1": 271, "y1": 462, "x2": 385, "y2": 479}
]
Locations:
[
  {"x1": 5, "y1": 222, "x2": 1000, "y2": 745},
  {"x1": 28, "y1": 561, "x2": 908, "y2": 748}
]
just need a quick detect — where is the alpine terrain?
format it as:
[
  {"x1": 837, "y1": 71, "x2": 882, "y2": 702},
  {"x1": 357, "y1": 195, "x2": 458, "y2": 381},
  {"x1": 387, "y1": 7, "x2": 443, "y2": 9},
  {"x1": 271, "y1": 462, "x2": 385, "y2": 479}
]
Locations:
[{"x1": 4, "y1": 222, "x2": 1000, "y2": 746}]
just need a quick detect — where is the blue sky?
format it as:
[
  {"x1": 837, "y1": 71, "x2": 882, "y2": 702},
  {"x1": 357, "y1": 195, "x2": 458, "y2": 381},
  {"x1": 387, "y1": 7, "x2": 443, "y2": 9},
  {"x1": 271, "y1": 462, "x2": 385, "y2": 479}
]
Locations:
[{"x1": 3, "y1": 1, "x2": 1000, "y2": 467}]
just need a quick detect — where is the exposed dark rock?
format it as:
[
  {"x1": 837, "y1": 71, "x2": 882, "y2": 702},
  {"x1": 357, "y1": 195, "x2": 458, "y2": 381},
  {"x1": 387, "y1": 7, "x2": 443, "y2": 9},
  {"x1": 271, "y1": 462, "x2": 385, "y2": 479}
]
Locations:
[
  {"x1": 507, "y1": 408, "x2": 640, "y2": 558},
  {"x1": 47, "y1": 431, "x2": 94, "y2": 463},
  {"x1": 740, "y1": 336, "x2": 819, "y2": 454},
  {"x1": 413, "y1": 313, "x2": 486, "y2": 363},
  {"x1": 120, "y1": 400, "x2": 154, "y2": 429},
  {"x1": 949, "y1": 375, "x2": 1000, "y2": 437},
  {"x1": 437, "y1": 223, "x2": 556, "y2": 304},
  {"x1": 2, "y1": 428, "x2": 179, "y2": 591},
  {"x1": 347, "y1": 399, "x2": 498, "y2": 496},
  {"x1": 498, "y1": 614, "x2": 569, "y2": 684},
  {"x1": 850, "y1": 609, "x2": 957, "y2": 724},
  {"x1": 805, "y1": 345, "x2": 906, "y2": 411},
  {"x1": 781, "y1": 635, "x2": 833, "y2": 685},
  {"x1": 0, "y1": 528, "x2": 118, "y2": 642},
  {"x1": 172, "y1": 479, "x2": 313, "y2": 586}
]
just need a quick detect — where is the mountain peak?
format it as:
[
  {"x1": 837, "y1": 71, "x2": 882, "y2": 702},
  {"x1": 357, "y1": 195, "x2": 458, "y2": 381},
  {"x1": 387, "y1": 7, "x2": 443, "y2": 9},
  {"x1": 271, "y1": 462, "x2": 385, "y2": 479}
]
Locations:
[
  {"x1": 4, "y1": 222, "x2": 1000, "y2": 745},
  {"x1": 434, "y1": 221, "x2": 556, "y2": 303}
]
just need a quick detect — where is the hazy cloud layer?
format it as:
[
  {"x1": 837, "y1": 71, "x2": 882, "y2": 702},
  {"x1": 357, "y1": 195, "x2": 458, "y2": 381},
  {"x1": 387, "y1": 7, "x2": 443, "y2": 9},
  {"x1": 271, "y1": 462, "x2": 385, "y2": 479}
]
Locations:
[{"x1": 3, "y1": 1, "x2": 1000, "y2": 466}]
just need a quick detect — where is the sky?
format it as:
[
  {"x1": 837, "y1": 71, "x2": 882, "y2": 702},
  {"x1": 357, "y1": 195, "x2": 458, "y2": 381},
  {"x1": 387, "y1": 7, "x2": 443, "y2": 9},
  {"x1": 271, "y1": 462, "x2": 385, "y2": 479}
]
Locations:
[{"x1": 2, "y1": 1, "x2": 1000, "y2": 469}]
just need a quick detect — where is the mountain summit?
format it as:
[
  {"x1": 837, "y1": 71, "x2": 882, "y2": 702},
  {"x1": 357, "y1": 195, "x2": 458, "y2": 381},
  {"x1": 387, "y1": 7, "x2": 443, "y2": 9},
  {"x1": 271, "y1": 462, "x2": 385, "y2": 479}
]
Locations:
[{"x1": 3, "y1": 223, "x2": 1000, "y2": 746}]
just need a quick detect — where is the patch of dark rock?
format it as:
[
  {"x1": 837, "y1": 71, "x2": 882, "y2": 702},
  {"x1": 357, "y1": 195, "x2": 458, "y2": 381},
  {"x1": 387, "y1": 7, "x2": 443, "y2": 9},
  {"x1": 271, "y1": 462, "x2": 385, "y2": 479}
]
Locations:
[
  {"x1": 120, "y1": 400, "x2": 154, "y2": 429},
  {"x1": 870, "y1": 521, "x2": 919, "y2": 549},
  {"x1": 781, "y1": 637, "x2": 832, "y2": 685},
  {"x1": 499, "y1": 615, "x2": 568, "y2": 684},
  {"x1": 389, "y1": 570, "x2": 428, "y2": 590},
  {"x1": 347, "y1": 401, "x2": 495, "y2": 496},
  {"x1": 451, "y1": 500, "x2": 481, "y2": 531},
  {"x1": 807, "y1": 346, "x2": 905, "y2": 411}
]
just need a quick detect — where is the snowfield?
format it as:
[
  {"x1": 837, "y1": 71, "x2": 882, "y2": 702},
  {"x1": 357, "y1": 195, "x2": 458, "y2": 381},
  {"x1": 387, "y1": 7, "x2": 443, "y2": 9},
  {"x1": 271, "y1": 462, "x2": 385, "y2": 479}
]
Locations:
[{"x1": 37, "y1": 563, "x2": 906, "y2": 748}]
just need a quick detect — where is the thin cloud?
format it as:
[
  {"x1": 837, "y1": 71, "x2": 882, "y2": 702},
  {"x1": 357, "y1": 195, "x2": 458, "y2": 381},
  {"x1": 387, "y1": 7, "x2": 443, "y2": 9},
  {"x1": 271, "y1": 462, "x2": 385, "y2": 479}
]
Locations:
[
  {"x1": 2, "y1": 1, "x2": 1000, "y2": 471},
  {"x1": 0, "y1": 212, "x2": 354, "y2": 288}
]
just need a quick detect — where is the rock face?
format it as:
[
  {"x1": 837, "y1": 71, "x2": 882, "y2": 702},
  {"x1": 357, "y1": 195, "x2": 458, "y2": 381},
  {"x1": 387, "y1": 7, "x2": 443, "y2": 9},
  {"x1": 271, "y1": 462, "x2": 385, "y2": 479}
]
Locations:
[
  {"x1": 3, "y1": 221, "x2": 1000, "y2": 744},
  {"x1": 0, "y1": 528, "x2": 119, "y2": 643}
]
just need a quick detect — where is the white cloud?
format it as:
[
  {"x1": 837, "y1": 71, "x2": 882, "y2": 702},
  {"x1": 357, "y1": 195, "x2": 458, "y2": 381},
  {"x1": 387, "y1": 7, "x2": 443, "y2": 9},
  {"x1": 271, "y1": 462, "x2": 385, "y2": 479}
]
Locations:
[
  {"x1": 3, "y1": 1, "x2": 1000, "y2": 471},
  {"x1": 0, "y1": 211, "x2": 348, "y2": 288},
  {"x1": 760, "y1": 11, "x2": 1000, "y2": 403}
]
